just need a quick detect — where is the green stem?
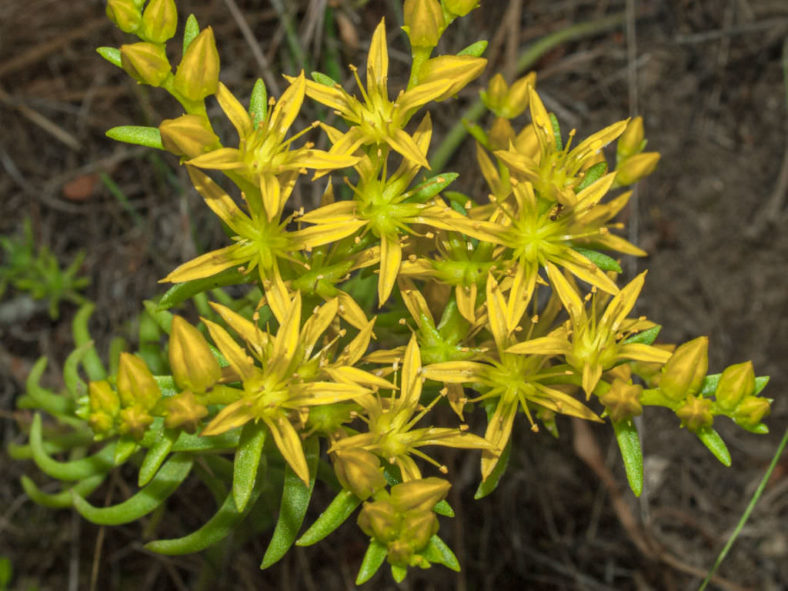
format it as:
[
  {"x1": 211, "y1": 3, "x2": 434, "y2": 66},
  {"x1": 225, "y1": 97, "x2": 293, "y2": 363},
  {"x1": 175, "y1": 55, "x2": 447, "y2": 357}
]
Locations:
[{"x1": 430, "y1": 12, "x2": 626, "y2": 171}]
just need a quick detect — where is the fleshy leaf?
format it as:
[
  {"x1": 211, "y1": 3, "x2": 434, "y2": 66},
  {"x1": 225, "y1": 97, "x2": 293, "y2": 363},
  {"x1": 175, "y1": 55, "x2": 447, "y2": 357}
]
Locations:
[
  {"x1": 106, "y1": 126, "x2": 164, "y2": 150},
  {"x1": 233, "y1": 421, "x2": 267, "y2": 512},
  {"x1": 356, "y1": 540, "x2": 387, "y2": 585},
  {"x1": 623, "y1": 324, "x2": 662, "y2": 346},
  {"x1": 696, "y1": 427, "x2": 732, "y2": 467},
  {"x1": 296, "y1": 489, "x2": 361, "y2": 546},
  {"x1": 423, "y1": 535, "x2": 461, "y2": 571},
  {"x1": 474, "y1": 438, "x2": 511, "y2": 499},
  {"x1": 612, "y1": 418, "x2": 643, "y2": 497},
  {"x1": 573, "y1": 247, "x2": 622, "y2": 274}
]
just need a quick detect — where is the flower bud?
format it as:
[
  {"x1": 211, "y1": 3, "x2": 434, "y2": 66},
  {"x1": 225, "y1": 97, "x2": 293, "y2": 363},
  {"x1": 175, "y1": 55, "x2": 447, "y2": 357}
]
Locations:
[
  {"x1": 117, "y1": 352, "x2": 161, "y2": 410},
  {"x1": 141, "y1": 0, "x2": 178, "y2": 44},
  {"x1": 732, "y1": 396, "x2": 771, "y2": 429},
  {"x1": 120, "y1": 42, "x2": 171, "y2": 87},
  {"x1": 400, "y1": 509, "x2": 439, "y2": 555},
  {"x1": 106, "y1": 0, "x2": 142, "y2": 34},
  {"x1": 332, "y1": 448, "x2": 387, "y2": 500},
  {"x1": 118, "y1": 405, "x2": 154, "y2": 440},
  {"x1": 616, "y1": 152, "x2": 660, "y2": 185},
  {"x1": 617, "y1": 116, "x2": 645, "y2": 160},
  {"x1": 659, "y1": 336, "x2": 708, "y2": 401},
  {"x1": 443, "y1": 0, "x2": 480, "y2": 17},
  {"x1": 160, "y1": 115, "x2": 219, "y2": 158},
  {"x1": 390, "y1": 477, "x2": 450, "y2": 513},
  {"x1": 358, "y1": 498, "x2": 400, "y2": 542},
  {"x1": 715, "y1": 361, "x2": 755, "y2": 412},
  {"x1": 403, "y1": 0, "x2": 444, "y2": 49},
  {"x1": 501, "y1": 72, "x2": 536, "y2": 119},
  {"x1": 488, "y1": 117, "x2": 515, "y2": 151},
  {"x1": 169, "y1": 316, "x2": 222, "y2": 392},
  {"x1": 675, "y1": 395, "x2": 713, "y2": 432},
  {"x1": 88, "y1": 380, "x2": 120, "y2": 434},
  {"x1": 417, "y1": 55, "x2": 487, "y2": 102},
  {"x1": 174, "y1": 27, "x2": 220, "y2": 101},
  {"x1": 481, "y1": 74, "x2": 508, "y2": 116},
  {"x1": 600, "y1": 379, "x2": 643, "y2": 422},
  {"x1": 163, "y1": 390, "x2": 208, "y2": 433},
  {"x1": 514, "y1": 123, "x2": 540, "y2": 158}
]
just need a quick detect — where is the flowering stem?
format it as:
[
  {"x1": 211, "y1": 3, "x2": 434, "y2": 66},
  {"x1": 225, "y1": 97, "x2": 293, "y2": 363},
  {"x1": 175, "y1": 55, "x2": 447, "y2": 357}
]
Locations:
[{"x1": 430, "y1": 12, "x2": 626, "y2": 171}]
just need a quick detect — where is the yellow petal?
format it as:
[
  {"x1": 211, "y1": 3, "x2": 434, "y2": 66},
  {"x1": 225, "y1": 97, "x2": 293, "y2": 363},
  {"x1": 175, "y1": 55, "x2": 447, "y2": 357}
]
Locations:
[
  {"x1": 269, "y1": 71, "x2": 306, "y2": 139},
  {"x1": 291, "y1": 219, "x2": 366, "y2": 249},
  {"x1": 186, "y1": 167, "x2": 250, "y2": 235},
  {"x1": 298, "y1": 200, "x2": 357, "y2": 224},
  {"x1": 481, "y1": 398, "x2": 518, "y2": 481},
  {"x1": 582, "y1": 362, "x2": 603, "y2": 397},
  {"x1": 485, "y1": 274, "x2": 509, "y2": 354},
  {"x1": 378, "y1": 234, "x2": 402, "y2": 305},
  {"x1": 531, "y1": 384, "x2": 602, "y2": 421},
  {"x1": 266, "y1": 415, "x2": 310, "y2": 485},
  {"x1": 616, "y1": 343, "x2": 672, "y2": 364},
  {"x1": 506, "y1": 334, "x2": 570, "y2": 356},
  {"x1": 270, "y1": 290, "x2": 302, "y2": 376},
  {"x1": 571, "y1": 119, "x2": 629, "y2": 166},
  {"x1": 209, "y1": 301, "x2": 267, "y2": 356},
  {"x1": 215, "y1": 81, "x2": 252, "y2": 140},
  {"x1": 384, "y1": 126, "x2": 430, "y2": 170},
  {"x1": 575, "y1": 171, "x2": 617, "y2": 211},
  {"x1": 300, "y1": 297, "x2": 339, "y2": 356},
  {"x1": 161, "y1": 243, "x2": 249, "y2": 283},
  {"x1": 544, "y1": 262, "x2": 585, "y2": 325},
  {"x1": 203, "y1": 318, "x2": 256, "y2": 381},
  {"x1": 294, "y1": 381, "x2": 371, "y2": 404},
  {"x1": 399, "y1": 334, "x2": 422, "y2": 412},
  {"x1": 264, "y1": 266, "x2": 291, "y2": 324},
  {"x1": 552, "y1": 249, "x2": 619, "y2": 295},
  {"x1": 413, "y1": 427, "x2": 494, "y2": 450},
  {"x1": 342, "y1": 318, "x2": 377, "y2": 366},
  {"x1": 506, "y1": 259, "x2": 537, "y2": 331},
  {"x1": 200, "y1": 399, "x2": 253, "y2": 436},
  {"x1": 455, "y1": 283, "x2": 477, "y2": 324},
  {"x1": 527, "y1": 86, "x2": 555, "y2": 153},
  {"x1": 259, "y1": 173, "x2": 282, "y2": 221},
  {"x1": 188, "y1": 147, "x2": 245, "y2": 170},
  {"x1": 600, "y1": 271, "x2": 646, "y2": 333},
  {"x1": 303, "y1": 80, "x2": 358, "y2": 121},
  {"x1": 421, "y1": 361, "x2": 485, "y2": 383},
  {"x1": 366, "y1": 19, "x2": 389, "y2": 100},
  {"x1": 337, "y1": 290, "x2": 371, "y2": 331},
  {"x1": 400, "y1": 281, "x2": 434, "y2": 328},
  {"x1": 396, "y1": 455, "x2": 422, "y2": 482},
  {"x1": 324, "y1": 366, "x2": 395, "y2": 390}
]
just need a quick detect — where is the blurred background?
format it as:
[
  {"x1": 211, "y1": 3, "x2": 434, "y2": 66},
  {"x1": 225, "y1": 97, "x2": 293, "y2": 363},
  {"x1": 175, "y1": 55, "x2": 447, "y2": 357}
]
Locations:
[{"x1": 1, "y1": 0, "x2": 786, "y2": 589}]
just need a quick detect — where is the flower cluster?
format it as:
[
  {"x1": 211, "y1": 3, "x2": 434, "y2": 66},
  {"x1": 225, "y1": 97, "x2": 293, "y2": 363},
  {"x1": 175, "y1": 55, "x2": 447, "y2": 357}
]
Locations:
[{"x1": 15, "y1": 0, "x2": 772, "y2": 585}]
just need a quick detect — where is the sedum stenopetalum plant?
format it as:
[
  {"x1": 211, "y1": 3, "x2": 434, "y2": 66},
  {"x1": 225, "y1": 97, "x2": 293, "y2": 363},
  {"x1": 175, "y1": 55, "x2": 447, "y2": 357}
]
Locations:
[{"x1": 12, "y1": 0, "x2": 774, "y2": 584}]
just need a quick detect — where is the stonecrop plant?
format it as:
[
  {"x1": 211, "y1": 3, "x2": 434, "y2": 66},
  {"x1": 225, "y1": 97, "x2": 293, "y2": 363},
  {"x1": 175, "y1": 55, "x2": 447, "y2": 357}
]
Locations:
[{"x1": 12, "y1": 0, "x2": 774, "y2": 584}]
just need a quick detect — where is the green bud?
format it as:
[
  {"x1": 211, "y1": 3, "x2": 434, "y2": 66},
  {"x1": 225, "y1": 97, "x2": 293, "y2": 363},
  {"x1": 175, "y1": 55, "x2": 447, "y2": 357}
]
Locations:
[
  {"x1": 332, "y1": 448, "x2": 387, "y2": 500},
  {"x1": 141, "y1": 0, "x2": 178, "y2": 44},
  {"x1": 120, "y1": 42, "x2": 171, "y2": 87},
  {"x1": 174, "y1": 27, "x2": 220, "y2": 101},
  {"x1": 732, "y1": 396, "x2": 771, "y2": 429},
  {"x1": 659, "y1": 337, "x2": 708, "y2": 401},
  {"x1": 117, "y1": 352, "x2": 161, "y2": 410},
  {"x1": 106, "y1": 0, "x2": 142, "y2": 34},
  {"x1": 390, "y1": 477, "x2": 450, "y2": 513},
  {"x1": 403, "y1": 0, "x2": 444, "y2": 49},
  {"x1": 169, "y1": 316, "x2": 222, "y2": 392},
  {"x1": 358, "y1": 498, "x2": 400, "y2": 542},
  {"x1": 443, "y1": 0, "x2": 480, "y2": 17},
  {"x1": 675, "y1": 395, "x2": 714, "y2": 432},
  {"x1": 715, "y1": 361, "x2": 755, "y2": 412},
  {"x1": 163, "y1": 391, "x2": 208, "y2": 433}
]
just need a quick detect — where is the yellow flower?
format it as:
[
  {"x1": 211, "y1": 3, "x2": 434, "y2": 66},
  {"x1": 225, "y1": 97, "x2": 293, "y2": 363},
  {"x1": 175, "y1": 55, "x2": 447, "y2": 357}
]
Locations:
[
  {"x1": 200, "y1": 291, "x2": 382, "y2": 484},
  {"x1": 507, "y1": 264, "x2": 672, "y2": 396},
  {"x1": 330, "y1": 335, "x2": 492, "y2": 481},
  {"x1": 187, "y1": 73, "x2": 358, "y2": 207},
  {"x1": 302, "y1": 19, "x2": 485, "y2": 169}
]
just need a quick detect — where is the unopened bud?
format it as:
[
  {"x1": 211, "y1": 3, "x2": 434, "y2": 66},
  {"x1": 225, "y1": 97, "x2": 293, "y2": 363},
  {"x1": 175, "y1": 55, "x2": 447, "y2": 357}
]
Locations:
[
  {"x1": 332, "y1": 448, "x2": 387, "y2": 500},
  {"x1": 106, "y1": 0, "x2": 142, "y2": 34},
  {"x1": 88, "y1": 380, "x2": 120, "y2": 434},
  {"x1": 160, "y1": 115, "x2": 219, "y2": 158},
  {"x1": 400, "y1": 509, "x2": 439, "y2": 554},
  {"x1": 164, "y1": 390, "x2": 208, "y2": 433},
  {"x1": 715, "y1": 361, "x2": 755, "y2": 412},
  {"x1": 357, "y1": 498, "x2": 400, "y2": 542},
  {"x1": 659, "y1": 336, "x2": 708, "y2": 401},
  {"x1": 117, "y1": 352, "x2": 161, "y2": 410},
  {"x1": 675, "y1": 395, "x2": 714, "y2": 432},
  {"x1": 488, "y1": 117, "x2": 515, "y2": 151},
  {"x1": 141, "y1": 0, "x2": 178, "y2": 44},
  {"x1": 733, "y1": 396, "x2": 771, "y2": 429},
  {"x1": 616, "y1": 152, "x2": 660, "y2": 185},
  {"x1": 417, "y1": 55, "x2": 487, "y2": 102},
  {"x1": 174, "y1": 27, "x2": 220, "y2": 101},
  {"x1": 600, "y1": 379, "x2": 643, "y2": 422},
  {"x1": 120, "y1": 42, "x2": 171, "y2": 87},
  {"x1": 118, "y1": 405, "x2": 154, "y2": 440},
  {"x1": 169, "y1": 316, "x2": 222, "y2": 392},
  {"x1": 443, "y1": 0, "x2": 480, "y2": 17},
  {"x1": 481, "y1": 73, "x2": 508, "y2": 115},
  {"x1": 617, "y1": 116, "x2": 646, "y2": 162},
  {"x1": 390, "y1": 477, "x2": 450, "y2": 513},
  {"x1": 403, "y1": 0, "x2": 444, "y2": 49}
]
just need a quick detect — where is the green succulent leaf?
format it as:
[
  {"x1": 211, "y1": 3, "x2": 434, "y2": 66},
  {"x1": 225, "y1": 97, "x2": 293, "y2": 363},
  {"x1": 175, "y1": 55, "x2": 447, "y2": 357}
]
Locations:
[
  {"x1": 696, "y1": 427, "x2": 732, "y2": 467},
  {"x1": 613, "y1": 418, "x2": 644, "y2": 497},
  {"x1": 356, "y1": 540, "x2": 387, "y2": 585},
  {"x1": 106, "y1": 126, "x2": 165, "y2": 150},
  {"x1": 233, "y1": 422, "x2": 267, "y2": 512},
  {"x1": 296, "y1": 489, "x2": 361, "y2": 546}
]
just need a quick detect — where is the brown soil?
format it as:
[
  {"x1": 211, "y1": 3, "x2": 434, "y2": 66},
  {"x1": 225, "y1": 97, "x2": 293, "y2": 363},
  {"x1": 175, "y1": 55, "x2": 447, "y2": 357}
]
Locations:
[{"x1": 1, "y1": 1, "x2": 786, "y2": 590}]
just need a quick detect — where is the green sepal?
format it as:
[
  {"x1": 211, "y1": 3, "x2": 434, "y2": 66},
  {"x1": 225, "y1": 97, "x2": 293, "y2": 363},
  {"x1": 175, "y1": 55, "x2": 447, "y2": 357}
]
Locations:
[
  {"x1": 458, "y1": 40, "x2": 487, "y2": 57},
  {"x1": 549, "y1": 113, "x2": 562, "y2": 150},
  {"x1": 310, "y1": 71, "x2": 338, "y2": 87},
  {"x1": 145, "y1": 473, "x2": 265, "y2": 555},
  {"x1": 574, "y1": 247, "x2": 622, "y2": 274},
  {"x1": 22, "y1": 357, "x2": 74, "y2": 416},
  {"x1": 391, "y1": 564, "x2": 407, "y2": 583},
  {"x1": 106, "y1": 126, "x2": 164, "y2": 150},
  {"x1": 157, "y1": 267, "x2": 249, "y2": 311},
  {"x1": 233, "y1": 422, "x2": 267, "y2": 512},
  {"x1": 474, "y1": 439, "x2": 511, "y2": 499},
  {"x1": 422, "y1": 535, "x2": 461, "y2": 571},
  {"x1": 114, "y1": 436, "x2": 138, "y2": 465},
  {"x1": 182, "y1": 14, "x2": 199, "y2": 56},
  {"x1": 696, "y1": 427, "x2": 731, "y2": 467},
  {"x1": 576, "y1": 161, "x2": 608, "y2": 191},
  {"x1": 97, "y1": 47, "x2": 122, "y2": 68},
  {"x1": 138, "y1": 428, "x2": 179, "y2": 486},
  {"x1": 249, "y1": 78, "x2": 268, "y2": 127},
  {"x1": 21, "y1": 473, "x2": 105, "y2": 509},
  {"x1": 409, "y1": 172, "x2": 459, "y2": 203},
  {"x1": 29, "y1": 414, "x2": 116, "y2": 481},
  {"x1": 296, "y1": 489, "x2": 361, "y2": 546},
  {"x1": 355, "y1": 540, "x2": 387, "y2": 585},
  {"x1": 434, "y1": 499, "x2": 454, "y2": 517},
  {"x1": 612, "y1": 418, "x2": 643, "y2": 497},
  {"x1": 72, "y1": 453, "x2": 193, "y2": 526},
  {"x1": 260, "y1": 436, "x2": 320, "y2": 569},
  {"x1": 72, "y1": 303, "x2": 107, "y2": 381},
  {"x1": 623, "y1": 324, "x2": 662, "y2": 346}
]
